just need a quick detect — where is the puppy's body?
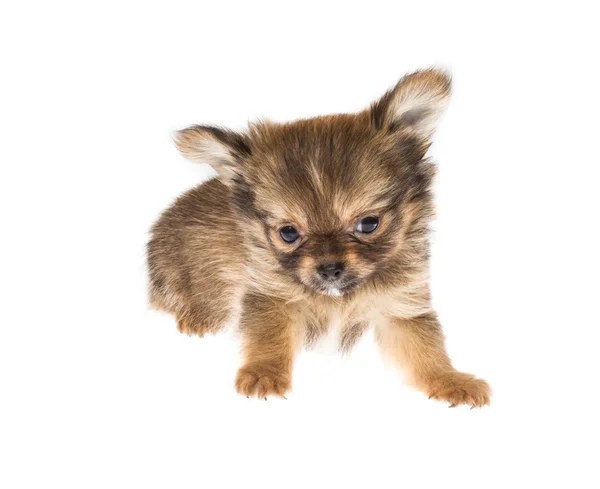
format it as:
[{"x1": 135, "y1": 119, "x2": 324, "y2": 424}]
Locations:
[{"x1": 148, "y1": 70, "x2": 491, "y2": 407}]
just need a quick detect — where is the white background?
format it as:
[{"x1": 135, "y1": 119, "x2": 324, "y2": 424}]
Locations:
[{"x1": 1, "y1": 2, "x2": 599, "y2": 488}]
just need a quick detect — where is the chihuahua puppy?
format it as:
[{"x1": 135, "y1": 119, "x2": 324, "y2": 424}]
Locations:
[{"x1": 147, "y1": 69, "x2": 490, "y2": 407}]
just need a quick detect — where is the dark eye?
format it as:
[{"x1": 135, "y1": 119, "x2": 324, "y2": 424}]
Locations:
[
  {"x1": 356, "y1": 216, "x2": 379, "y2": 234},
  {"x1": 279, "y1": 225, "x2": 300, "y2": 243}
]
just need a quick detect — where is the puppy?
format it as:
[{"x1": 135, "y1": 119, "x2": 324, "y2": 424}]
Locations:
[{"x1": 147, "y1": 69, "x2": 491, "y2": 407}]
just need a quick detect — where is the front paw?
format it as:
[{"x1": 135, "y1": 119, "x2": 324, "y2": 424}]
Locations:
[
  {"x1": 426, "y1": 371, "x2": 491, "y2": 408},
  {"x1": 235, "y1": 363, "x2": 291, "y2": 399}
]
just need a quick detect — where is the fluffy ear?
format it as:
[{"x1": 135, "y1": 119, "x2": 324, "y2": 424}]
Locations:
[
  {"x1": 370, "y1": 68, "x2": 451, "y2": 139},
  {"x1": 174, "y1": 125, "x2": 251, "y2": 182}
]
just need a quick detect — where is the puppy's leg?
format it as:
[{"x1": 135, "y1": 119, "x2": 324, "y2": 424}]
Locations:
[
  {"x1": 235, "y1": 294, "x2": 302, "y2": 399},
  {"x1": 376, "y1": 312, "x2": 490, "y2": 408},
  {"x1": 148, "y1": 262, "x2": 238, "y2": 338},
  {"x1": 175, "y1": 296, "x2": 233, "y2": 338}
]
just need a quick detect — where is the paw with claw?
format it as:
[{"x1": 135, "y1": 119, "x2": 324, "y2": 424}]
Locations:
[
  {"x1": 176, "y1": 314, "x2": 211, "y2": 337},
  {"x1": 426, "y1": 371, "x2": 491, "y2": 408},
  {"x1": 235, "y1": 362, "x2": 291, "y2": 399}
]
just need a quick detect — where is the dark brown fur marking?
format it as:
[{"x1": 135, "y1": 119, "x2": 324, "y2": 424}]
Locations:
[{"x1": 340, "y1": 321, "x2": 369, "y2": 354}]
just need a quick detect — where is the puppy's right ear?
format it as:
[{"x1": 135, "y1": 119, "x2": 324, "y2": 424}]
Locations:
[{"x1": 174, "y1": 125, "x2": 251, "y2": 183}]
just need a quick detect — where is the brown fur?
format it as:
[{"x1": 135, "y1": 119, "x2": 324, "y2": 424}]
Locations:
[{"x1": 147, "y1": 69, "x2": 491, "y2": 407}]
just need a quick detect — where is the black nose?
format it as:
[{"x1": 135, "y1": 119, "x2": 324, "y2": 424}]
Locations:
[{"x1": 317, "y1": 262, "x2": 344, "y2": 281}]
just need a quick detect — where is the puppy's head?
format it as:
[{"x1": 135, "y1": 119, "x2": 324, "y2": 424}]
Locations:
[{"x1": 175, "y1": 69, "x2": 450, "y2": 296}]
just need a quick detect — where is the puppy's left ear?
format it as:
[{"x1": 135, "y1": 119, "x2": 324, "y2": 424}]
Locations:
[
  {"x1": 174, "y1": 125, "x2": 251, "y2": 184},
  {"x1": 371, "y1": 68, "x2": 451, "y2": 139}
]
